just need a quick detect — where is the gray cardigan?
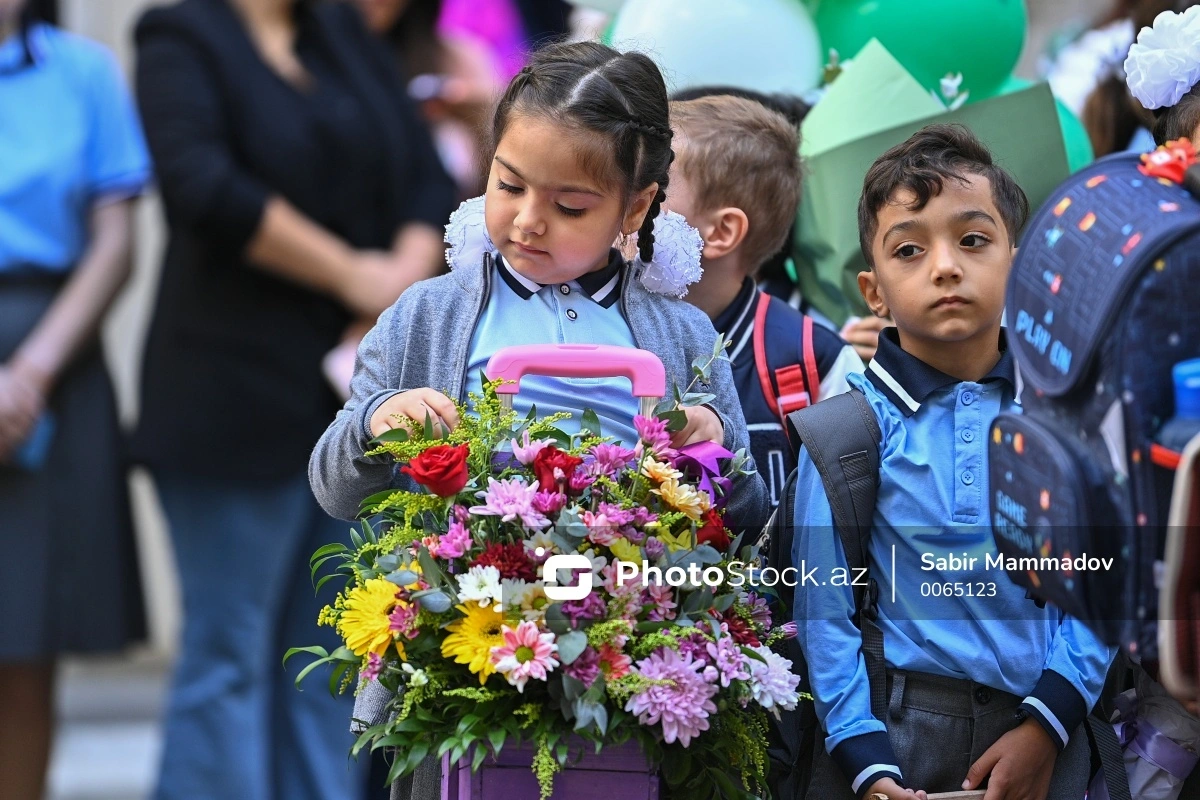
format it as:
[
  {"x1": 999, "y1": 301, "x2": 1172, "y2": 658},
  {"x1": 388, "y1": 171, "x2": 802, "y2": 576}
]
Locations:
[
  {"x1": 307, "y1": 255, "x2": 769, "y2": 760},
  {"x1": 309, "y1": 254, "x2": 768, "y2": 525}
]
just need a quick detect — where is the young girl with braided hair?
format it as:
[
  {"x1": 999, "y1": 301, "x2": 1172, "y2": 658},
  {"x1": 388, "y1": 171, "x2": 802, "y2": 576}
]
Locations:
[{"x1": 310, "y1": 40, "x2": 768, "y2": 799}]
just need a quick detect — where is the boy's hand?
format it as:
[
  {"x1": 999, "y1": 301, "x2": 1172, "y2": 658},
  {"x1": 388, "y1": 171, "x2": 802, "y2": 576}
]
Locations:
[
  {"x1": 840, "y1": 315, "x2": 893, "y2": 362},
  {"x1": 865, "y1": 777, "x2": 928, "y2": 800},
  {"x1": 962, "y1": 718, "x2": 1055, "y2": 800},
  {"x1": 670, "y1": 405, "x2": 723, "y2": 448},
  {"x1": 370, "y1": 388, "x2": 460, "y2": 438}
]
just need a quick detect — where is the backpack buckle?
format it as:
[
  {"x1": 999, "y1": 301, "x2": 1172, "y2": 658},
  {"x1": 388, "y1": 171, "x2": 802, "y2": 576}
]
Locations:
[{"x1": 859, "y1": 577, "x2": 880, "y2": 622}]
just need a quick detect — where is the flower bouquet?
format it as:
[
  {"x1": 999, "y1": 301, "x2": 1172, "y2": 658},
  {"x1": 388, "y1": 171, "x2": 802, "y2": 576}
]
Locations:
[{"x1": 289, "y1": 344, "x2": 802, "y2": 799}]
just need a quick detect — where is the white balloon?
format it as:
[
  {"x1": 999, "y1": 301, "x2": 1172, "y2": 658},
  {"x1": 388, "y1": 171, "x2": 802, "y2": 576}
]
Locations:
[
  {"x1": 565, "y1": 0, "x2": 628, "y2": 13},
  {"x1": 610, "y1": 0, "x2": 821, "y2": 96}
]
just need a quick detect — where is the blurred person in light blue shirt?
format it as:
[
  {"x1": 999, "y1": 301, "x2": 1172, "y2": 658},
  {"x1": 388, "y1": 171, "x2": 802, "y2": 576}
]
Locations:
[{"x1": 0, "y1": 1, "x2": 150, "y2": 797}]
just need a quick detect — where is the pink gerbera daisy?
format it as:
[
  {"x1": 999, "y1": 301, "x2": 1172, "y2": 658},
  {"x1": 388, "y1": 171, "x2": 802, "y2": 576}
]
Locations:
[{"x1": 490, "y1": 621, "x2": 559, "y2": 692}]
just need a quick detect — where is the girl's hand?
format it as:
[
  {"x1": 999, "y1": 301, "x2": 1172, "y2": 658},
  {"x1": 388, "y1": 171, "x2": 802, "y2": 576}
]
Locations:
[
  {"x1": 370, "y1": 388, "x2": 460, "y2": 439},
  {"x1": 0, "y1": 366, "x2": 45, "y2": 463},
  {"x1": 865, "y1": 777, "x2": 928, "y2": 800},
  {"x1": 669, "y1": 405, "x2": 723, "y2": 448}
]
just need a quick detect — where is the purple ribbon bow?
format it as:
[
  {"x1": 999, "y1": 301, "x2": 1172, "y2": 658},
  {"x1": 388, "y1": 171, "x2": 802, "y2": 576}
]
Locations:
[
  {"x1": 1087, "y1": 711, "x2": 1199, "y2": 800},
  {"x1": 675, "y1": 441, "x2": 734, "y2": 508}
]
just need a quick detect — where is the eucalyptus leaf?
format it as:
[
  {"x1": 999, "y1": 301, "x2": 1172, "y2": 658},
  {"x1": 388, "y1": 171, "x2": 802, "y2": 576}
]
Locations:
[
  {"x1": 386, "y1": 569, "x2": 420, "y2": 588},
  {"x1": 560, "y1": 673, "x2": 586, "y2": 703},
  {"x1": 544, "y1": 604, "x2": 571, "y2": 635},
  {"x1": 656, "y1": 410, "x2": 687, "y2": 433},
  {"x1": 416, "y1": 549, "x2": 445, "y2": 588},
  {"x1": 712, "y1": 593, "x2": 736, "y2": 613},
  {"x1": 556, "y1": 630, "x2": 588, "y2": 665},
  {"x1": 580, "y1": 409, "x2": 602, "y2": 439},
  {"x1": 553, "y1": 507, "x2": 589, "y2": 542},
  {"x1": 416, "y1": 590, "x2": 453, "y2": 614},
  {"x1": 682, "y1": 586, "x2": 714, "y2": 614},
  {"x1": 679, "y1": 392, "x2": 717, "y2": 408}
]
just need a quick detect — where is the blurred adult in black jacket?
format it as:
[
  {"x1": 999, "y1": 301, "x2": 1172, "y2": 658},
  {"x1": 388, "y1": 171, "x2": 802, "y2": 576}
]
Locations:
[{"x1": 132, "y1": 0, "x2": 455, "y2": 797}]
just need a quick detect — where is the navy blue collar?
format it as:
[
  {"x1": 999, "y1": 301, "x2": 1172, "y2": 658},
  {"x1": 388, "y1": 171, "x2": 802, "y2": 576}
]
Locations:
[
  {"x1": 494, "y1": 248, "x2": 624, "y2": 309},
  {"x1": 712, "y1": 276, "x2": 758, "y2": 365},
  {"x1": 866, "y1": 327, "x2": 1016, "y2": 416}
]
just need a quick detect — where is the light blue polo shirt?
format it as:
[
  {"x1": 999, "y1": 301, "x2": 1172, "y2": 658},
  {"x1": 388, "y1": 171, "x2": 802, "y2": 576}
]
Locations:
[
  {"x1": 464, "y1": 250, "x2": 641, "y2": 446},
  {"x1": 791, "y1": 329, "x2": 1115, "y2": 794},
  {"x1": 0, "y1": 24, "x2": 151, "y2": 273}
]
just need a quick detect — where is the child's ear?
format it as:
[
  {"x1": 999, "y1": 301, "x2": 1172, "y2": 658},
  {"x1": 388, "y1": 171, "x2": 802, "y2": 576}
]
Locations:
[
  {"x1": 858, "y1": 269, "x2": 890, "y2": 318},
  {"x1": 701, "y1": 208, "x2": 750, "y2": 260},
  {"x1": 623, "y1": 182, "x2": 660, "y2": 234}
]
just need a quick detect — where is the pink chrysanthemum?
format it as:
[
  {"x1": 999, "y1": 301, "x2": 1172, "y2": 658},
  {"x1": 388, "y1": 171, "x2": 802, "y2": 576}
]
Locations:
[
  {"x1": 512, "y1": 431, "x2": 554, "y2": 466},
  {"x1": 360, "y1": 652, "x2": 383, "y2": 682},
  {"x1": 531, "y1": 490, "x2": 566, "y2": 517},
  {"x1": 490, "y1": 621, "x2": 559, "y2": 692},
  {"x1": 388, "y1": 602, "x2": 420, "y2": 640},
  {"x1": 470, "y1": 478, "x2": 551, "y2": 530},
  {"x1": 585, "y1": 443, "x2": 637, "y2": 478},
  {"x1": 560, "y1": 592, "x2": 606, "y2": 626},
  {"x1": 634, "y1": 415, "x2": 677, "y2": 459},
  {"x1": 438, "y1": 520, "x2": 472, "y2": 559},
  {"x1": 626, "y1": 648, "x2": 719, "y2": 746},
  {"x1": 644, "y1": 537, "x2": 666, "y2": 560},
  {"x1": 582, "y1": 510, "x2": 622, "y2": 546},
  {"x1": 644, "y1": 582, "x2": 678, "y2": 622},
  {"x1": 704, "y1": 631, "x2": 750, "y2": 688},
  {"x1": 563, "y1": 646, "x2": 601, "y2": 687}
]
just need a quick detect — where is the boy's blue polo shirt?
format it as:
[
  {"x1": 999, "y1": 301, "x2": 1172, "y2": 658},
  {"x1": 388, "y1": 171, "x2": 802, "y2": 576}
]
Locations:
[
  {"x1": 464, "y1": 251, "x2": 641, "y2": 446},
  {"x1": 791, "y1": 328, "x2": 1114, "y2": 795},
  {"x1": 0, "y1": 25, "x2": 150, "y2": 273}
]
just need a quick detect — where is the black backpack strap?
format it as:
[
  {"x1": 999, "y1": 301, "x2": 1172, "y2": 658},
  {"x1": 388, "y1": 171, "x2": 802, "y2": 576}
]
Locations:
[
  {"x1": 1086, "y1": 716, "x2": 1132, "y2": 800},
  {"x1": 786, "y1": 389, "x2": 885, "y2": 718}
]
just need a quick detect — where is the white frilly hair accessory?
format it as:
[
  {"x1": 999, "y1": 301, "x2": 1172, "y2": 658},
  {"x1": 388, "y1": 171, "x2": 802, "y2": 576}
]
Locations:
[
  {"x1": 1124, "y1": 5, "x2": 1200, "y2": 110},
  {"x1": 444, "y1": 196, "x2": 704, "y2": 298}
]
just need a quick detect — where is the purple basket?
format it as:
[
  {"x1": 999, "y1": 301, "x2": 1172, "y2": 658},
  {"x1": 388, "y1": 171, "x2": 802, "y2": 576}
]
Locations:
[{"x1": 440, "y1": 739, "x2": 659, "y2": 800}]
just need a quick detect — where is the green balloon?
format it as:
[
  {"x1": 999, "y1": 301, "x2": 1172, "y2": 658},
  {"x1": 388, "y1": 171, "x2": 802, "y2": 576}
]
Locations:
[
  {"x1": 814, "y1": 0, "x2": 1026, "y2": 100},
  {"x1": 998, "y1": 76, "x2": 1094, "y2": 174}
]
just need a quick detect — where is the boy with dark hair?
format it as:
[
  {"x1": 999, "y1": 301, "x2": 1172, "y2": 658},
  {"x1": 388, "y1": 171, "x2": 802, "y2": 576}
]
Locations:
[
  {"x1": 793, "y1": 124, "x2": 1115, "y2": 800},
  {"x1": 668, "y1": 95, "x2": 863, "y2": 507}
]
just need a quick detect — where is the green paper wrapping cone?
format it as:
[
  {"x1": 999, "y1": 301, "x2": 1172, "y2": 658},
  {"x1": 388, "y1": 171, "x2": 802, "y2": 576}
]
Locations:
[{"x1": 794, "y1": 43, "x2": 1073, "y2": 326}]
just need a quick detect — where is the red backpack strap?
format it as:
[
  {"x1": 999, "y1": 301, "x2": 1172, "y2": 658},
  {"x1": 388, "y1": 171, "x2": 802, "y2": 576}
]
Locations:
[
  {"x1": 752, "y1": 291, "x2": 781, "y2": 419},
  {"x1": 802, "y1": 314, "x2": 820, "y2": 405},
  {"x1": 754, "y1": 292, "x2": 817, "y2": 422}
]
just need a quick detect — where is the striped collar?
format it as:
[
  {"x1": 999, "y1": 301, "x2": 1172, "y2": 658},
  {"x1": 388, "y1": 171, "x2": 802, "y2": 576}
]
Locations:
[
  {"x1": 866, "y1": 327, "x2": 1016, "y2": 417},
  {"x1": 494, "y1": 248, "x2": 624, "y2": 309},
  {"x1": 712, "y1": 277, "x2": 759, "y2": 365}
]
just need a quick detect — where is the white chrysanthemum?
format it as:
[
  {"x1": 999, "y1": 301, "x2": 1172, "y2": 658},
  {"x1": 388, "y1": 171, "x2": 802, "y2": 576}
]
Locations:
[
  {"x1": 637, "y1": 210, "x2": 704, "y2": 298},
  {"x1": 444, "y1": 195, "x2": 495, "y2": 271},
  {"x1": 456, "y1": 564, "x2": 503, "y2": 608},
  {"x1": 501, "y1": 579, "x2": 550, "y2": 621},
  {"x1": 523, "y1": 530, "x2": 555, "y2": 561},
  {"x1": 746, "y1": 645, "x2": 801, "y2": 718},
  {"x1": 1124, "y1": 6, "x2": 1200, "y2": 110}
]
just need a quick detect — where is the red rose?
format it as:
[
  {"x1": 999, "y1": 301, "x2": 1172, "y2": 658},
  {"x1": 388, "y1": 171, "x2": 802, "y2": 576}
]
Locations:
[
  {"x1": 401, "y1": 443, "x2": 470, "y2": 497},
  {"x1": 531, "y1": 446, "x2": 583, "y2": 493},
  {"x1": 696, "y1": 508, "x2": 731, "y2": 551}
]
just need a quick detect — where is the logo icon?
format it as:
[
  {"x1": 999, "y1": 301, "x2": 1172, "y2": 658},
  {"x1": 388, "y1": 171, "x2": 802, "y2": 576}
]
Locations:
[{"x1": 540, "y1": 551, "x2": 593, "y2": 601}]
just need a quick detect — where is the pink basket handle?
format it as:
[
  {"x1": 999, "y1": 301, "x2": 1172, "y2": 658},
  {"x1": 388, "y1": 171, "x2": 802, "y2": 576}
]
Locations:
[{"x1": 486, "y1": 344, "x2": 666, "y2": 399}]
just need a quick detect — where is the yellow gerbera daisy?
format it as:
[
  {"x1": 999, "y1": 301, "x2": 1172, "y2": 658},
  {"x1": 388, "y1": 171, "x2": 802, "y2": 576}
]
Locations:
[
  {"x1": 653, "y1": 477, "x2": 709, "y2": 520},
  {"x1": 641, "y1": 457, "x2": 683, "y2": 484},
  {"x1": 337, "y1": 578, "x2": 400, "y2": 657},
  {"x1": 657, "y1": 527, "x2": 695, "y2": 553},
  {"x1": 609, "y1": 537, "x2": 642, "y2": 564},
  {"x1": 441, "y1": 602, "x2": 506, "y2": 684}
]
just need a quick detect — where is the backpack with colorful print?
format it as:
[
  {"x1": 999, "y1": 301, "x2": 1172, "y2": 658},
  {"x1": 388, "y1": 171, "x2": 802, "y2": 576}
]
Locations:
[{"x1": 988, "y1": 141, "x2": 1200, "y2": 656}]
